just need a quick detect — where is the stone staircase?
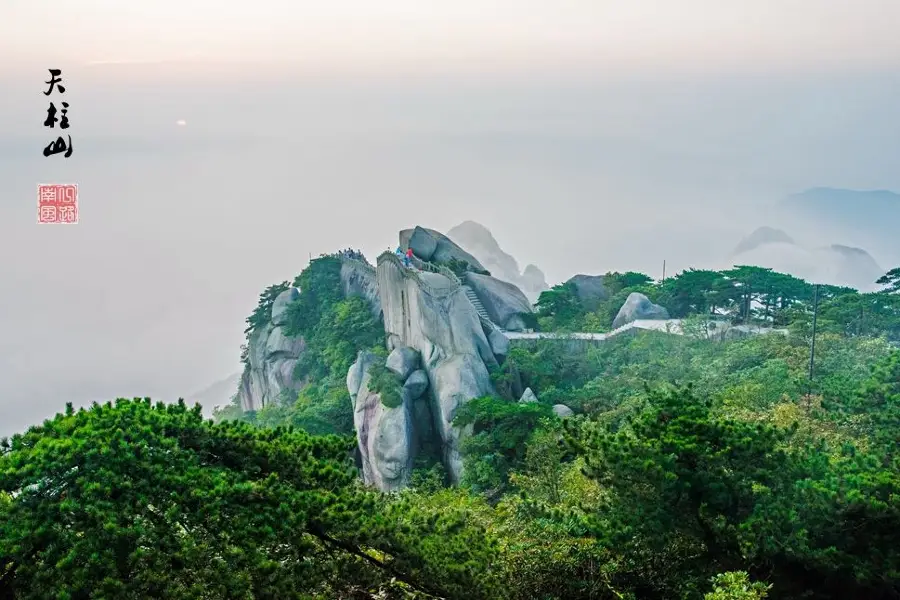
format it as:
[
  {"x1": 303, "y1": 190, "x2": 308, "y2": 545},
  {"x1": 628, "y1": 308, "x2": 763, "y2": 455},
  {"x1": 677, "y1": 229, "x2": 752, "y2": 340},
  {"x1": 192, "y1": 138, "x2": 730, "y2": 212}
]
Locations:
[
  {"x1": 378, "y1": 251, "x2": 502, "y2": 331},
  {"x1": 462, "y1": 285, "x2": 500, "y2": 331}
]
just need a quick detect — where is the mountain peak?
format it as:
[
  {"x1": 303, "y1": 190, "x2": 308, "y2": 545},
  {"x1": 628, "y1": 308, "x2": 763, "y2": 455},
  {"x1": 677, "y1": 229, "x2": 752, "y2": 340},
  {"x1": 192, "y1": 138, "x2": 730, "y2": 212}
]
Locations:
[
  {"x1": 732, "y1": 226, "x2": 795, "y2": 256},
  {"x1": 446, "y1": 221, "x2": 548, "y2": 300}
]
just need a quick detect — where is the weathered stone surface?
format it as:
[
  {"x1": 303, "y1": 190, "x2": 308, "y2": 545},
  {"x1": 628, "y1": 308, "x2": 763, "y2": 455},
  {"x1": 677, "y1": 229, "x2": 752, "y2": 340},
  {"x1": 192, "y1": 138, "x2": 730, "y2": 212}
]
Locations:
[
  {"x1": 552, "y1": 404, "x2": 574, "y2": 418},
  {"x1": 347, "y1": 349, "x2": 378, "y2": 397},
  {"x1": 271, "y1": 287, "x2": 299, "y2": 326},
  {"x1": 403, "y1": 369, "x2": 429, "y2": 400},
  {"x1": 488, "y1": 329, "x2": 510, "y2": 360},
  {"x1": 429, "y1": 353, "x2": 491, "y2": 479},
  {"x1": 566, "y1": 274, "x2": 609, "y2": 311},
  {"x1": 371, "y1": 399, "x2": 413, "y2": 491},
  {"x1": 386, "y1": 333, "x2": 403, "y2": 352},
  {"x1": 349, "y1": 351, "x2": 414, "y2": 492},
  {"x1": 265, "y1": 326, "x2": 304, "y2": 358},
  {"x1": 379, "y1": 257, "x2": 497, "y2": 372},
  {"x1": 612, "y1": 292, "x2": 670, "y2": 329},
  {"x1": 386, "y1": 346, "x2": 420, "y2": 381},
  {"x1": 238, "y1": 322, "x2": 306, "y2": 412},
  {"x1": 265, "y1": 358, "x2": 301, "y2": 401},
  {"x1": 400, "y1": 226, "x2": 487, "y2": 273},
  {"x1": 340, "y1": 258, "x2": 382, "y2": 318},
  {"x1": 519, "y1": 387, "x2": 538, "y2": 403},
  {"x1": 238, "y1": 364, "x2": 266, "y2": 413},
  {"x1": 463, "y1": 272, "x2": 532, "y2": 331},
  {"x1": 404, "y1": 227, "x2": 439, "y2": 261},
  {"x1": 248, "y1": 323, "x2": 271, "y2": 367},
  {"x1": 241, "y1": 254, "x2": 385, "y2": 414},
  {"x1": 377, "y1": 252, "x2": 496, "y2": 484}
]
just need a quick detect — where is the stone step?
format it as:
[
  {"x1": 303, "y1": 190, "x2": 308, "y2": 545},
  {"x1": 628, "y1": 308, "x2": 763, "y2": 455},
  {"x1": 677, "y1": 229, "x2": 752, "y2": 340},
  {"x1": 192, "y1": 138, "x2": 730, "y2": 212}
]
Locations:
[
  {"x1": 463, "y1": 286, "x2": 502, "y2": 332},
  {"x1": 463, "y1": 288, "x2": 487, "y2": 309}
]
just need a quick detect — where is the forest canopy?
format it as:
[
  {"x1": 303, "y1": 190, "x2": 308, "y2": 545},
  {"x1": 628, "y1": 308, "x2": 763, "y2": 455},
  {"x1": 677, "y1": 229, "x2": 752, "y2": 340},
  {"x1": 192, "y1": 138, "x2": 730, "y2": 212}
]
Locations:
[{"x1": 2, "y1": 261, "x2": 898, "y2": 599}]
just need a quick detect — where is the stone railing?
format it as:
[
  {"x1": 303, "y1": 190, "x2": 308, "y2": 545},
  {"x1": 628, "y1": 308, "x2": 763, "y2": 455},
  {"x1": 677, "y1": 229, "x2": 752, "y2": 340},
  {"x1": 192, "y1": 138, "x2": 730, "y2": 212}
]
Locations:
[
  {"x1": 408, "y1": 254, "x2": 462, "y2": 286},
  {"x1": 332, "y1": 251, "x2": 376, "y2": 273},
  {"x1": 342, "y1": 256, "x2": 376, "y2": 274},
  {"x1": 377, "y1": 251, "x2": 462, "y2": 298}
]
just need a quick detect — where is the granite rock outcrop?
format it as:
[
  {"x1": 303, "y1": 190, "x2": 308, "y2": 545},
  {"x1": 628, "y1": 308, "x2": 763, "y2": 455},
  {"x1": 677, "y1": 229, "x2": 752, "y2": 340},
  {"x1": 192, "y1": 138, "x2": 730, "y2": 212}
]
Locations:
[{"x1": 612, "y1": 292, "x2": 670, "y2": 329}]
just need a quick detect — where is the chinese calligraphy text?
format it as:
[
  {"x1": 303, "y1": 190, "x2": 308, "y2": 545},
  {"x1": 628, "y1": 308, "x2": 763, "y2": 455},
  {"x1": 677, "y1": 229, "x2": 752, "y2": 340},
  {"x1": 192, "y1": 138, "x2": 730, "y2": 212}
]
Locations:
[{"x1": 43, "y1": 69, "x2": 72, "y2": 158}]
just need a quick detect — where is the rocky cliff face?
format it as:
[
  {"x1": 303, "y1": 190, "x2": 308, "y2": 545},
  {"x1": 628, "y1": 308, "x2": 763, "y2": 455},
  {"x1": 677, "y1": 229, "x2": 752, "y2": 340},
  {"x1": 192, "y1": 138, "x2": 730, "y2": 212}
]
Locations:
[
  {"x1": 347, "y1": 349, "x2": 429, "y2": 491},
  {"x1": 463, "y1": 272, "x2": 533, "y2": 332},
  {"x1": 400, "y1": 226, "x2": 487, "y2": 274},
  {"x1": 238, "y1": 254, "x2": 381, "y2": 413},
  {"x1": 341, "y1": 258, "x2": 382, "y2": 319},
  {"x1": 375, "y1": 251, "x2": 501, "y2": 484},
  {"x1": 400, "y1": 223, "x2": 537, "y2": 332},
  {"x1": 238, "y1": 232, "x2": 532, "y2": 490},
  {"x1": 238, "y1": 312, "x2": 306, "y2": 412}
]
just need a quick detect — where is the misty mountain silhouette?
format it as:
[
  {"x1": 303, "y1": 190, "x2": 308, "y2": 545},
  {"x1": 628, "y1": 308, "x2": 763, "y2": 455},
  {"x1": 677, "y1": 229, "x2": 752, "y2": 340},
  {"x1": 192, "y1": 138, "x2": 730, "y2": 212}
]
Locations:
[{"x1": 731, "y1": 226, "x2": 795, "y2": 256}]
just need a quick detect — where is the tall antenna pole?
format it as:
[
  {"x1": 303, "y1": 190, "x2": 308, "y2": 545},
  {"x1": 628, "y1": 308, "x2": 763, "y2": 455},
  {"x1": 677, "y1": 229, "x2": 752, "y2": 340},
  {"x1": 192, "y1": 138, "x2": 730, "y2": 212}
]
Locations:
[
  {"x1": 662, "y1": 260, "x2": 666, "y2": 282},
  {"x1": 807, "y1": 283, "x2": 820, "y2": 408}
]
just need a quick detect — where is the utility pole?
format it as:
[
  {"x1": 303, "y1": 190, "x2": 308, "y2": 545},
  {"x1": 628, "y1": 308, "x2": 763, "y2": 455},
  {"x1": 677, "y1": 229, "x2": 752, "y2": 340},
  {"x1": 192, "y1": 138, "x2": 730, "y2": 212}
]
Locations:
[
  {"x1": 807, "y1": 283, "x2": 820, "y2": 409},
  {"x1": 859, "y1": 304, "x2": 865, "y2": 337},
  {"x1": 662, "y1": 260, "x2": 666, "y2": 282}
]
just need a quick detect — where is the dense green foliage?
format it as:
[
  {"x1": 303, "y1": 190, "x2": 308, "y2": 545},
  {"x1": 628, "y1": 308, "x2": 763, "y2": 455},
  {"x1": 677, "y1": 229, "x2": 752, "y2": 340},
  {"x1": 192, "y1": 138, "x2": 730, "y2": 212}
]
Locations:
[
  {"x1": 536, "y1": 265, "x2": 900, "y2": 341},
  {"x1": 367, "y1": 354, "x2": 404, "y2": 409},
  {"x1": 704, "y1": 572, "x2": 771, "y2": 600},
  {"x1": 0, "y1": 400, "x2": 499, "y2": 600},
  {"x1": 878, "y1": 267, "x2": 900, "y2": 293},
  {"x1": 495, "y1": 329, "x2": 894, "y2": 419},
  {"x1": 241, "y1": 281, "x2": 291, "y2": 364},
  {"x1": 284, "y1": 256, "x2": 345, "y2": 338},
  {"x1": 244, "y1": 281, "x2": 291, "y2": 337},
  {"x1": 6, "y1": 261, "x2": 900, "y2": 599},
  {"x1": 453, "y1": 397, "x2": 553, "y2": 495},
  {"x1": 221, "y1": 255, "x2": 385, "y2": 435}
]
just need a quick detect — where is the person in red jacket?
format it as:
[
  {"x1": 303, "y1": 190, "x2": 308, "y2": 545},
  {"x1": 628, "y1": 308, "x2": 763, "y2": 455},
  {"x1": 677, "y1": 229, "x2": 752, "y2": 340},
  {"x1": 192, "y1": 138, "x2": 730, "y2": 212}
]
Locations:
[{"x1": 404, "y1": 248, "x2": 413, "y2": 267}]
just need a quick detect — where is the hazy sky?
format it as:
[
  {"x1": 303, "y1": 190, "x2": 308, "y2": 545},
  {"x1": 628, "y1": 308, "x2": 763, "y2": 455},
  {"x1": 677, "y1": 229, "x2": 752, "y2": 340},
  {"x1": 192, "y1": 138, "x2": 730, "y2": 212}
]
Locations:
[
  {"x1": 4, "y1": 0, "x2": 900, "y2": 72},
  {"x1": 1, "y1": 1, "x2": 899, "y2": 437}
]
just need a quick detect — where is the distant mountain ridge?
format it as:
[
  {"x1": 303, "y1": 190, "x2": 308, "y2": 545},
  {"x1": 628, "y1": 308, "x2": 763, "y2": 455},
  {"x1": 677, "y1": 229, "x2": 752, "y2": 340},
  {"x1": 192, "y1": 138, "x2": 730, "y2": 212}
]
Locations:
[
  {"x1": 731, "y1": 226, "x2": 794, "y2": 256},
  {"x1": 730, "y1": 226, "x2": 884, "y2": 292}
]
